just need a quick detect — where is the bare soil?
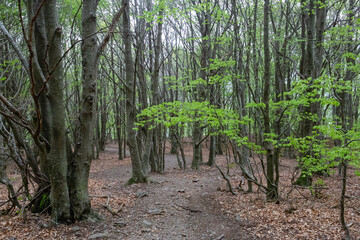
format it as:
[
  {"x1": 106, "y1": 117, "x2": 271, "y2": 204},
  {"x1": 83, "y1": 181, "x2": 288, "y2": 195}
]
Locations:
[{"x1": 1, "y1": 143, "x2": 360, "y2": 240}]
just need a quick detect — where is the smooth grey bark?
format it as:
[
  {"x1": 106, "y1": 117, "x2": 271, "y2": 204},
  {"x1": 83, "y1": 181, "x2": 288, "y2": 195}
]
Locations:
[
  {"x1": 98, "y1": 70, "x2": 108, "y2": 152},
  {"x1": 263, "y1": 0, "x2": 278, "y2": 201},
  {"x1": 148, "y1": 5, "x2": 164, "y2": 173},
  {"x1": 295, "y1": 0, "x2": 315, "y2": 187},
  {"x1": 191, "y1": 0, "x2": 210, "y2": 169},
  {"x1": 231, "y1": 0, "x2": 252, "y2": 192},
  {"x1": 135, "y1": 0, "x2": 151, "y2": 173},
  {"x1": 299, "y1": 0, "x2": 306, "y2": 76},
  {"x1": 168, "y1": 43, "x2": 179, "y2": 156},
  {"x1": 70, "y1": 0, "x2": 126, "y2": 219},
  {"x1": 69, "y1": 0, "x2": 99, "y2": 220},
  {"x1": 123, "y1": 0, "x2": 148, "y2": 184},
  {"x1": 2, "y1": 0, "x2": 125, "y2": 222},
  {"x1": 270, "y1": 2, "x2": 288, "y2": 196},
  {"x1": 300, "y1": 0, "x2": 316, "y2": 138},
  {"x1": 251, "y1": 0, "x2": 260, "y2": 147},
  {"x1": 207, "y1": 6, "x2": 220, "y2": 167},
  {"x1": 43, "y1": 0, "x2": 71, "y2": 223},
  {"x1": 110, "y1": 38, "x2": 123, "y2": 160}
]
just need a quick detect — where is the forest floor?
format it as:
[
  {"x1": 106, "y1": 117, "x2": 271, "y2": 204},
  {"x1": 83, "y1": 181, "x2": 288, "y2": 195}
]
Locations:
[{"x1": 1, "y1": 142, "x2": 360, "y2": 240}]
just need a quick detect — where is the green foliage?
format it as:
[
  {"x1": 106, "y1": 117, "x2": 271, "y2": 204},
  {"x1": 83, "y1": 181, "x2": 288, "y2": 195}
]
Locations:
[
  {"x1": 280, "y1": 73, "x2": 360, "y2": 177},
  {"x1": 0, "y1": 60, "x2": 21, "y2": 83},
  {"x1": 246, "y1": 102, "x2": 266, "y2": 109},
  {"x1": 0, "y1": 1, "x2": 20, "y2": 22},
  {"x1": 40, "y1": 194, "x2": 49, "y2": 209},
  {"x1": 136, "y1": 100, "x2": 264, "y2": 153},
  {"x1": 141, "y1": 0, "x2": 170, "y2": 28},
  {"x1": 208, "y1": 58, "x2": 235, "y2": 71},
  {"x1": 317, "y1": 123, "x2": 360, "y2": 165},
  {"x1": 308, "y1": 179, "x2": 327, "y2": 198},
  {"x1": 138, "y1": 101, "x2": 229, "y2": 129},
  {"x1": 60, "y1": 0, "x2": 82, "y2": 28},
  {"x1": 286, "y1": 134, "x2": 334, "y2": 176}
]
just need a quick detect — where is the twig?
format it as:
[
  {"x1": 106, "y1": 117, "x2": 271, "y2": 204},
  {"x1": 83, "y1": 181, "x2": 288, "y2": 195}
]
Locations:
[
  {"x1": 102, "y1": 203, "x2": 124, "y2": 216},
  {"x1": 174, "y1": 202, "x2": 202, "y2": 213},
  {"x1": 215, "y1": 164, "x2": 237, "y2": 195},
  {"x1": 93, "y1": 195, "x2": 124, "y2": 216}
]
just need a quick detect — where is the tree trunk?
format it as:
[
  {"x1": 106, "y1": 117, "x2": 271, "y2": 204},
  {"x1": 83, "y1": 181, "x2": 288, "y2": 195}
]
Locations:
[
  {"x1": 123, "y1": 0, "x2": 148, "y2": 184},
  {"x1": 149, "y1": 5, "x2": 164, "y2": 172},
  {"x1": 191, "y1": 0, "x2": 210, "y2": 169},
  {"x1": 339, "y1": 2, "x2": 355, "y2": 238},
  {"x1": 44, "y1": 0, "x2": 71, "y2": 223},
  {"x1": 69, "y1": 0, "x2": 99, "y2": 221},
  {"x1": 99, "y1": 70, "x2": 108, "y2": 151},
  {"x1": 296, "y1": 0, "x2": 326, "y2": 186},
  {"x1": 110, "y1": 38, "x2": 123, "y2": 160},
  {"x1": 263, "y1": 0, "x2": 277, "y2": 201},
  {"x1": 231, "y1": 0, "x2": 252, "y2": 191}
]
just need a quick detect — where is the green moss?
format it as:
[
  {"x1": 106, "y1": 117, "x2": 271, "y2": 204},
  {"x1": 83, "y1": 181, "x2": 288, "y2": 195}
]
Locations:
[{"x1": 126, "y1": 177, "x2": 149, "y2": 185}]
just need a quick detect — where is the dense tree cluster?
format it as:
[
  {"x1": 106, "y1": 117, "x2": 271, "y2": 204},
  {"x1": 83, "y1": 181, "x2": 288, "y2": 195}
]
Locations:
[{"x1": 0, "y1": 0, "x2": 359, "y2": 238}]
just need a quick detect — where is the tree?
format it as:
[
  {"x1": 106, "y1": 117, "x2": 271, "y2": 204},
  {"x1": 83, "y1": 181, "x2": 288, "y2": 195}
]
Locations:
[
  {"x1": 43, "y1": 0, "x2": 71, "y2": 222},
  {"x1": 1, "y1": 0, "x2": 126, "y2": 222},
  {"x1": 295, "y1": 0, "x2": 326, "y2": 186},
  {"x1": 69, "y1": 0, "x2": 126, "y2": 220},
  {"x1": 1, "y1": 1, "x2": 359, "y2": 236},
  {"x1": 263, "y1": 0, "x2": 278, "y2": 201},
  {"x1": 123, "y1": 0, "x2": 148, "y2": 184}
]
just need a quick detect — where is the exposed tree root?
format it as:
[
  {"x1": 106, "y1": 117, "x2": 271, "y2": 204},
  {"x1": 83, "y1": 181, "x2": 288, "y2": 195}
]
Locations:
[{"x1": 126, "y1": 177, "x2": 149, "y2": 185}]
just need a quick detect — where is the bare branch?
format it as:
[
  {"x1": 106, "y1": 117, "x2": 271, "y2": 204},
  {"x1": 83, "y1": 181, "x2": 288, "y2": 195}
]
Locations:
[
  {"x1": 0, "y1": 21, "x2": 29, "y2": 74},
  {"x1": 96, "y1": 3, "x2": 127, "y2": 61}
]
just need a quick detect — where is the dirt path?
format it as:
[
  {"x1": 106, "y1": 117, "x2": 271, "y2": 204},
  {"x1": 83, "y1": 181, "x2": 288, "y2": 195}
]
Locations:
[
  {"x1": 86, "y1": 147, "x2": 255, "y2": 240},
  {"x1": 2, "y1": 144, "x2": 359, "y2": 239}
]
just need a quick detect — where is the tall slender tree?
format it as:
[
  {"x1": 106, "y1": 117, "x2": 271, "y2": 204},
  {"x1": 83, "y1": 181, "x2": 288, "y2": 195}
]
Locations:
[{"x1": 123, "y1": 0, "x2": 148, "y2": 183}]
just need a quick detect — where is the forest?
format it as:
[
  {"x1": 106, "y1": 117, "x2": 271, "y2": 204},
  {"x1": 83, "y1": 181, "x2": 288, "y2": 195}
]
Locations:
[{"x1": 0, "y1": 0, "x2": 360, "y2": 239}]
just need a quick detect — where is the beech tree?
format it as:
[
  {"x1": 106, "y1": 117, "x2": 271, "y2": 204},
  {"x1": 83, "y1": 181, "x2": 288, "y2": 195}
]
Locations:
[
  {"x1": 123, "y1": 0, "x2": 148, "y2": 183},
  {"x1": 1, "y1": 1, "x2": 359, "y2": 237},
  {"x1": 0, "y1": 0, "x2": 125, "y2": 222}
]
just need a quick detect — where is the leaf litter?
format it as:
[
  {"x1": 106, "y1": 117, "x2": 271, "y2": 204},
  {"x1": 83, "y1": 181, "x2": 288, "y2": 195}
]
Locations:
[{"x1": 0, "y1": 143, "x2": 359, "y2": 239}]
